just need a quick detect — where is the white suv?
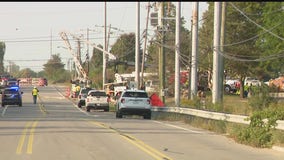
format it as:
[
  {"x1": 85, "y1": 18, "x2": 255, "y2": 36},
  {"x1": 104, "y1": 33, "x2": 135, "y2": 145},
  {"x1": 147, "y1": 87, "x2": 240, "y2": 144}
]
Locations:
[
  {"x1": 115, "y1": 89, "x2": 152, "y2": 119},
  {"x1": 85, "y1": 90, "x2": 110, "y2": 112}
]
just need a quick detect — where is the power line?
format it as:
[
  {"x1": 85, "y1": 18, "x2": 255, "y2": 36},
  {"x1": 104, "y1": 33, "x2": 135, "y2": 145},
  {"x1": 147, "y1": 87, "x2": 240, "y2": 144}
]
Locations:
[
  {"x1": 219, "y1": 20, "x2": 284, "y2": 47},
  {"x1": 215, "y1": 48, "x2": 284, "y2": 62},
  {"x1": 235, "y1": 4, "x2": 284, "y2": 16},
  {"x1": 229, "y1": 2, "x2": 284, "y2": 41},
  {"x1": 4, "y1": 59, "x2": 49, "y2": 61}
]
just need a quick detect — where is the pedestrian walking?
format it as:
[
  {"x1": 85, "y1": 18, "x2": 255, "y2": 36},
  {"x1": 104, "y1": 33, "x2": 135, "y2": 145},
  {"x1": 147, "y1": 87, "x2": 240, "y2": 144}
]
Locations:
[{"x1": 32, "y1": 86, "x2": 39, "y2": 104}]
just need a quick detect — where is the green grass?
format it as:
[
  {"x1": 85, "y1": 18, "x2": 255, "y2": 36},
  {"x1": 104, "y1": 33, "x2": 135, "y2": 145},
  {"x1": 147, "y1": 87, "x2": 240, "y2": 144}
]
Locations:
[
  {"x1": 158, "y1": 92, "x2": 284, "y2": 148},
  {"x1": 166, "y1": 93, "x2": 252, "y2": 115}
]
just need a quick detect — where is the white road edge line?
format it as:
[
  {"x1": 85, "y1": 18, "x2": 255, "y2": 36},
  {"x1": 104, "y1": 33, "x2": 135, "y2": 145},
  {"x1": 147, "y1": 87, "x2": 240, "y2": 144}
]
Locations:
[
  {"x1": 1, "y1": 106, "x2": 8, "y2": 117},
  {"x1": 53, "y1": 86, "x2": 98, "y2": 117},
  {"x1": 153, "y1": 120, "x2": 203, "y2": 134}
]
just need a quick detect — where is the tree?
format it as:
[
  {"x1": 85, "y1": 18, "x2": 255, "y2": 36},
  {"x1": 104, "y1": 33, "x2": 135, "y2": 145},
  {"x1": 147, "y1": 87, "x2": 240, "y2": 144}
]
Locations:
[
  {"x1": 257, "y1": 2, "x2": 284, "y2": 78},
  {"x1": 8, "y1": 62, "x2": 20, "y2": 77},
  {"x1": 43, "y1": 54, "x2": 66, "y2": 83},
  {"x1": 16, "y1": 68, "x2": 37, "y2": 78},
  {"x1": 198, "y1": 2, "x2": 264, "y2": 97},
  {"x1": 109, "y1": 33, "x2": 137, "y2": 74},
  {"x1": 90, "y1": 44, "x2": 104, "y2": 67},
  {"x1": 89, "y1": 44, "x2": 104, "y2": 88},
  {"x1": 0, "y1": 42, "x2": 5, "y2": 74}
]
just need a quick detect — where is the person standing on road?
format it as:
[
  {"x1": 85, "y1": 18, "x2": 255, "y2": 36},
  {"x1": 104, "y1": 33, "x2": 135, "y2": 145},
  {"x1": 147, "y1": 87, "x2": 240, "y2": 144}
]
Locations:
[{"x1": 32, "y1": 86, "x2": 39, "y2": 104}]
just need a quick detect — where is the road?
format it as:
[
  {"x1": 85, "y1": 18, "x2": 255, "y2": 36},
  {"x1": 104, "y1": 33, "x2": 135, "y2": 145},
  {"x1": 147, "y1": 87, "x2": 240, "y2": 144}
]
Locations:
[{"x1": 0, "y1": 85, "x2": 282, "y2": 160}]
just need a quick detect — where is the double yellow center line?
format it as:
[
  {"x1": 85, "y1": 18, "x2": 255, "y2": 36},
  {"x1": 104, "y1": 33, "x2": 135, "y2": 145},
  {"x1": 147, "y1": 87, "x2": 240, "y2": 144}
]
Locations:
[
  {"x1": 16, "y1": 120, "x2": 38, "y2": 154},
  {"x1": 88, "y1": 120, "x2": 172, "y2": 160}
]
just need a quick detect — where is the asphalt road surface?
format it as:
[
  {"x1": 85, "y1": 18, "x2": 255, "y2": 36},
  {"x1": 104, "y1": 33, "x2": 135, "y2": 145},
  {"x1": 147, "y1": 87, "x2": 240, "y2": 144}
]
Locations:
[{"x1": 0, "y1": 85, "x2": 282, "y2": 160}]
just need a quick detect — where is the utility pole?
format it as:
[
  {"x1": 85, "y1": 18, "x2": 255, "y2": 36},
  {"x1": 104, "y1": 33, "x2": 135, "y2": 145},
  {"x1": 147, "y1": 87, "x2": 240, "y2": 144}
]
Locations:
[
  {"x1": 135, "y1": 2, "x2": 140, "y2": 89},
  {"x1": 158, "y1": 2, "x2": 165, "y2": 103},
  {"x1": 175, "y1": 2, "x2": 181, "y2": 107},
  {"x1": 212, "y1": 2, "x2": 222, "y2": 104},
  {"x1": 103, "y1": 2, "x2": 107, "y2": 88},
  {"x1": 87, "y1": 28, "x2": 89, "y2": 76},
  {"x1": 219, "y1": 2, "x2": 226, "y2": 102},
  {"x1": 190, "y1": 2, "x2": 199, "y2": 100},
  {"x1": 76, "y1": 39, "x2": 82, "y2": 80},
  {"x1": 141, "y1": 2, "x2": 151, "y2": 87},
  {"x1": 107, "y1": 24, "x2": 112, "y2": 51},
  {"x1": 50, "y1": 28, "x2": 52, "y2": 59}
]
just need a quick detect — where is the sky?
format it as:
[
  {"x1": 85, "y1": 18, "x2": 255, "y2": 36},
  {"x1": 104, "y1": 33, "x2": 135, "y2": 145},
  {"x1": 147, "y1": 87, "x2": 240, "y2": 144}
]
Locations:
[{"x1": 0, "y1": 2, "x2": 208, "y2": 72}]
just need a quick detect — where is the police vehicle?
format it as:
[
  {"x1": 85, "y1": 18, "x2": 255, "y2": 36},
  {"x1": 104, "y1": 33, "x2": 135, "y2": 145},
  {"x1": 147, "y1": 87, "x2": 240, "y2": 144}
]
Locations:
[{"x1": 1, "y1": 86, "x2": 23, "y2": 107}]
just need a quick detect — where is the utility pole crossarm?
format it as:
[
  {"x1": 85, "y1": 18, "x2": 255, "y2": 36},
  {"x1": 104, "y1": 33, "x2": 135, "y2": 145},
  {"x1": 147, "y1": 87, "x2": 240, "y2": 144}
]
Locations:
[{"x1": 66, "y1": 31, "x2": 117, "y2": 61}]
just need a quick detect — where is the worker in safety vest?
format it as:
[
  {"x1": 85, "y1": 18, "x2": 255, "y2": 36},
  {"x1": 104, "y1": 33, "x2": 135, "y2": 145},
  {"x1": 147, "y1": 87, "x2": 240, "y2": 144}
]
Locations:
[
  {"x1": 32, "y1": 86, "x2": 39, "y2": 104},
  {"x1": 75, "y1": 85, "x2": 81, "y2": 98}
]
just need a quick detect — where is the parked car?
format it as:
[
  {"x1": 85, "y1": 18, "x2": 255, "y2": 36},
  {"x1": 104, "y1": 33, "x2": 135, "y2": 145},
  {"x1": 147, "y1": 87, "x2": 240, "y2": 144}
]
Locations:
[
  {"x1": 1, "y1": 86, "x2": 23, "y2": 107},
  {"x1": 77, "y1": 87, "x2": 93, "y2": 108},
  {"x1": 115, "y1": 89, "x2": 152, "y2": 119},
  {"x1": 85, "y1": 90, "x2": 110, "y2": 112}
]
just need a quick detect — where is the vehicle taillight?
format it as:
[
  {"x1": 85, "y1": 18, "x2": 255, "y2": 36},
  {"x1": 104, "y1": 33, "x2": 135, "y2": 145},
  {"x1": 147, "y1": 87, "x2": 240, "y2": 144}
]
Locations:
[{"x1": 121, "y1": 98, "x2": 125, "y2": 103}]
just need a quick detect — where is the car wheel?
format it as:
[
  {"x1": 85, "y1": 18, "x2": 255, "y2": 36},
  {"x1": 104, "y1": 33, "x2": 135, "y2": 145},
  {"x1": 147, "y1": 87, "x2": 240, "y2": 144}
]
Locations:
[
  {"x1": 1, "y1": 103, "x2": 4, "y2": 107},
  {"x1": 86, "y1": 106, "x2": 90, "y2": 112},
  {"x1": 143, "y1": 112, "x2": 151, "y2": 119},
  {"x1": 104, "y1": 107, "x2": 109, "y2": 112},
  {"x1": 116, "y1": 111, "x2": 122, "y2": 118},
  {"x1": 19, "y1": 103, "x2": 22, "y2": 107}
]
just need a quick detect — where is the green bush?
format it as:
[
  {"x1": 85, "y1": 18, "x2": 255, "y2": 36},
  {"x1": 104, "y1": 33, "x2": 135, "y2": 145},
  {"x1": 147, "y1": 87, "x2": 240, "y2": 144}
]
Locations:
[
  {"x1": 248, "y1": 84, "x2": 276, "y2": 111},
  {"x1": 237, "y1": 126, "x2": 273, "y2": 148},
  {"x1": 235, "y1": 105, "x2": 284, "y2": 148}
]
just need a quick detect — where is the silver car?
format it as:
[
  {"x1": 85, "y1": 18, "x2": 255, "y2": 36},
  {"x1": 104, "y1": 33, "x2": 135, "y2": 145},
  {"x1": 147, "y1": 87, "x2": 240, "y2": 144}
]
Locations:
[{"x1": 115, "y1": 89, "x2": 152, "y2": 119}]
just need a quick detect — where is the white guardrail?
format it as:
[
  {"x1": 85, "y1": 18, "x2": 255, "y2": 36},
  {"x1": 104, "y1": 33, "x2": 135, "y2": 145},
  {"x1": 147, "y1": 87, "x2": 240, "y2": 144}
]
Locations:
[{"x1": 152, "y1": 107, "x2": 284, "y2": 131}]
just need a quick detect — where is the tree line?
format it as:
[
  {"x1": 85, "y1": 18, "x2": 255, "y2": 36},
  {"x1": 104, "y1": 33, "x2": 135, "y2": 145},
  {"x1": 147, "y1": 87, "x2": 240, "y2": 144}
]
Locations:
[{"x1": 0, "y1": 2, "x2": 283, "y2": 91}]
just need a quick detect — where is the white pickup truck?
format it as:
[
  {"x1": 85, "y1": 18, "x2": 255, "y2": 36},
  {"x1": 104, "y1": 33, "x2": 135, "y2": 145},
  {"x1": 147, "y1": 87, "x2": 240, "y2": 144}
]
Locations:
[
  {"x1": 244, "y1": 77, "x2": 261, "y2": 86},
  {"x1": 85, "y1": 90, "x2": 110, "y2": 112}
]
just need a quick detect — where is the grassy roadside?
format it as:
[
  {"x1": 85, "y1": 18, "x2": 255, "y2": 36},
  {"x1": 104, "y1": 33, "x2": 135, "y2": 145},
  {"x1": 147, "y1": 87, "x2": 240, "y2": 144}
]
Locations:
[
  {"x1": 165, "y1": 93, "x2": 251, "y2": 115},
  {"x1": 159, "y1": 92, "x2": 284, "y2": 148}
]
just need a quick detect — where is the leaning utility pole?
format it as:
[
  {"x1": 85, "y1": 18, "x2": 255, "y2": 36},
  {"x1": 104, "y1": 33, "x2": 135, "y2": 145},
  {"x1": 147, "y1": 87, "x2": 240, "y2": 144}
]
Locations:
[
  {"x1": 190, "y1": 2, "x2": 199, "y2": 100},
  {"x1": 103, "y1": 2, "x2": 107, "y2": 88},
  {"x1": 135, "y1": 2, "x2": 140, "y2": 88},
  {"x1": 175, "y1": 2, "x2": 181, "y2": 107},
  {"x1": 76, "y1": 38, "x2": 82, "y2": 80},
  {"x1": 86, "y1": 28, "x2": 90, "y2": 76},
  {"x1": 141, "y1": 2, "x2": 151, "y2": 87},
  {"x1": 212, "y1": 2, "x2": 222, "y2": 104}
]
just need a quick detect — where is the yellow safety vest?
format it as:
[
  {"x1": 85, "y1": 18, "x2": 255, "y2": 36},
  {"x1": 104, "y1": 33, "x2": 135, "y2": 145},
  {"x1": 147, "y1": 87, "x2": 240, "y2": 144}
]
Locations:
[{"x1": 32, "y1": 88, "x2": 39, "y2": 96}]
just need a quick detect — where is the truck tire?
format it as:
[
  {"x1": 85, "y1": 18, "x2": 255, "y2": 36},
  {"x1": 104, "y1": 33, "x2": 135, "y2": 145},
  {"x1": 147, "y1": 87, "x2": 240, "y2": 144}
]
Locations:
[{"x1": 224, "y1": 85, "x2": 231, "y2": 94}]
